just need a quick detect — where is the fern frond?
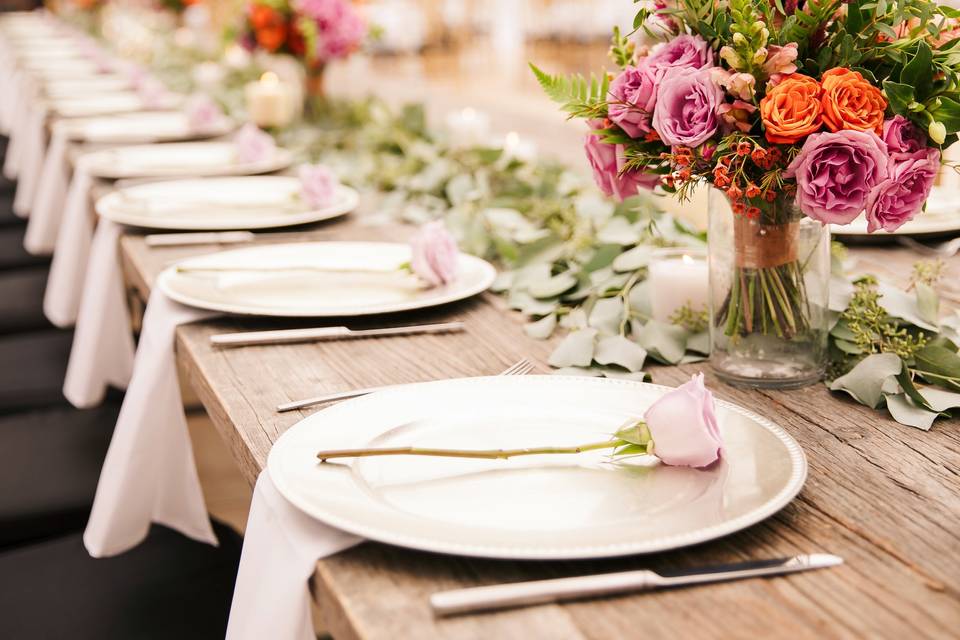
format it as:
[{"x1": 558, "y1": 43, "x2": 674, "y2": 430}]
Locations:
[{"x1": 529, "y1": 63, "x2": 610, "y2": 119}]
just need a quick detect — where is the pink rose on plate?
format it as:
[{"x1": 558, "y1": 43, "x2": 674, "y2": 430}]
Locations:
[
  {"x1": 137, "y1": 78, "x2": 170, "y2": 109},
  {"x1": 784, "y1": 130, "x2": 889, "y2": 225},
  {"x1": 234, "y1": 123, "x2": 276, "y2": 164},
  {"x1": 298, "y1": 163, "x2": 339, "y2": 208},
  {"x1": 865, "y1": 148, "x2": 939, "y2": 233},
  {"x1": 184, "y1": 94, "x2": 224, "y2": 131},
  {"x1": 882, "y1": 115, "x2": 927, "y2": 157},
  {"x1": 584, "y1": 131, "x2": 657, "y2": 201},
  {"x1": 409, "y1": 221, "x2": 460, "y2": 286},
  {"x1": 645, "y1": 34, "x2": 713, "y2": 75},
  {"x1": 607, "y1": 63, "x2": 658, "y2": 139},
  {"x1": 652, "y1": 68, "x2": 722, "y2": 147},
  {"x1": 644, "y1": 373, "x2": 722, "y2": 468}
]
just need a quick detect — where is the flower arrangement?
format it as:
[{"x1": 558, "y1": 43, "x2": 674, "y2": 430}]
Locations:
[
  {"x1": 534, "y1": 0, "x2": 960, "y2": 385},
  {"x1": 241, "y1": 0, "x2": 366, "y2": 68}
]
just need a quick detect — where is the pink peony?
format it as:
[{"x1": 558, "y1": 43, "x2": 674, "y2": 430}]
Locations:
[
  {"x1": 298, "y1": 163, "x2": 339, "y2": 208},
  {"x1": 652, "y1": 68, "x2": 722, "y2": 147},
  {"x1": 784, "y1": 130, "x2": 889, "y2": 225},
  {"x1": 644, "y1": 373, "x2": 722, "y2": 468},
  {"x1": 645, "y1": 34, "x2": 713, "y2": 75},
  {"x1": 184, "y1": 94, "x2": 224, "y2": 131},
  {"x1": 882, "y1": 115, "x2": 927, "y2": 157},
  {"x1": 234, "y1": 123, "x2": 276, "y2": 163},
  {"x1": 607, "y1": 63, "x2": 658, "y2": 138},
  {"x1": 409, "y1": 221, "x2": 460, "y2": 286},
  {"x1": 865, "y1": 148, "x2": 939, "y2": 233},
  {"x1": 584, "y1": 131, "x2": 657, "y2": 201}
]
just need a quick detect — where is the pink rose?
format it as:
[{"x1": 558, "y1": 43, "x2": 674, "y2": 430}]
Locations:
[
  {"x1": 865, "y1": 148, "x2": 939, "y2": 233},
  {"x1": 784, "y1": 130, "x2": 889, "y2": 225},
  {"x1": 409, "y1": 221, "x2": 460, "y2": 286},
  {"x1": 652, "y1": 68, "x2": 722, "y2": 147},
  {"x1": 717, "y1": 100, "x2": 756, "y2": 133},
  {"x1": 645, "y1": 34, "x2": 713, "y2": 75},
  {"x1": 293, "y1": 0, "x2": 366, "y2": 60},
  {"x1": 644, "y1": 373, "x2": 722, "y2": 468},
  {"x1": 713, "y1": 69, "x2": 756, "y2": 100},
  {"x1": 298, "y1": 163, "x2": 339, "y2": 208},
  {"x1": 882, "y1": 115, "x2": 926, "y2": 157},
  {"x1": 763, "y1": 43, "x2": 798, "y2": 77},
  {"x1": 184, "y1": 93, "x2": 224, "y2": 131},
  {"x1": 234, "y1": 123, "x2": 276, "y2": 163},
  {"x1": 584, "y1": 132, "x2": 656, "y2": 201},
  {"x1": 607, "y1": 63, "x2": 658, "y2": 139},
  {"x1": 137, "y1": 78, "x2": 169, "y2": 109}
]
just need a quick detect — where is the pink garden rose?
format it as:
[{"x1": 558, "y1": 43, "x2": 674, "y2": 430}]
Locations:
[
  {"x1": 652, "y1": 68, "x2": 722, "y2": 147},
  {"x1": 293, "y1": 0, "x2": 366, "y2": 60},
  {"x1": 584, "y1": 131, "x2": 657, "y2": 201},
  {"x1": 409, "y1": 221, "x2": 460, "y2": 286},
  {"x1": 298, "y1": 163, "x2": 339, "y2": 208},
  {"x1": 137, "y1": 78, "x2": 169, "y2": 109},
  {"x1": 645, "y1": 34, "x2": 713, "y2": 75},
  {"x1": 644, "y1": 373, "x2": 722, "y2": 468},
  {"x1": 865, "y1": 148, "x2": 939, "y2": 233},
  {"x1": 234, "y1": 123, "x2": 276, "y2": 163},
  {"x1": 882, "y1": 115, "x2": 927, "y2": 157},
  {"x1": 784, "y1": 130, "x2": 889, "y2": 225},
  {"x1": 184, "y1": 94, "x2": 224, "y2": 131},
  {"x1": 607, "y1": 63, "x2": 658, "y2": 138}
]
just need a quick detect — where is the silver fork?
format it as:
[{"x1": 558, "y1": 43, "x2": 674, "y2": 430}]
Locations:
[
  {"x1": 276, "y1": 358, "x2": 535, "y2": 413},
  {"x1": 896, "y1": 236, "x2": 960, "y2": 258}
]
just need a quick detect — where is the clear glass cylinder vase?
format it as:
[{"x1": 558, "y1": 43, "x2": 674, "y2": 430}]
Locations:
[{"x1": 707, "y1": 187, "x2": 831, "y2": 388}]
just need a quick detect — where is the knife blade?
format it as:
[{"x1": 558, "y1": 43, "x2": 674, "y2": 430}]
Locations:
[{"x1": 430, "y1": 554, "x2": 843, "y2": 617}]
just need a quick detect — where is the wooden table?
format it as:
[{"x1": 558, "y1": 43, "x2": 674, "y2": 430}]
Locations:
[{"x1": 115, "y1": 208, "x2": 960, "y2": 639}]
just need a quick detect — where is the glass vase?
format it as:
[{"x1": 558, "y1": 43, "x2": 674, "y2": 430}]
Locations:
[{"x1": 707, "y1": 188, "x2": 831, "y2": 388}]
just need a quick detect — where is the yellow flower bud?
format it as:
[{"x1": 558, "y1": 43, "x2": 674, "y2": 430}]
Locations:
[
  {"x1": 752, "y1": 47, "x2": 768, "y2": 66},
  {"x1": 720, "y1": 46, "x2": 743, "y2": 69},
  {"x1": 929, "y1": 121, "x2": 947, "y2": 144},
  {"x1": 732, "y1": 32, "x2": 747, "y2": 46}
]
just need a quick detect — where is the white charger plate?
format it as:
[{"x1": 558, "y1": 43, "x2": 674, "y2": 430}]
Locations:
[
  {"x1": 832, "y1": 186, "x2": 960, "y2": 237},
  {"x1": 79, "y1": 141, "x2": 293, "y2": 179},
  {"x1": 55, "y1": 111, "x2": 233, "y2": 144},
  {"x1": 268, "y1": 375, "x2": 807, "y2": 560},
  {"x1": 96, "y1": 176, "x2": 357, "y2": 230},
  {"x1": 49, "y1": 92, "x2": 180, "y2": 118},
  {"x1": 158, "y1": 241, "x2": 497, "y2": 317}
]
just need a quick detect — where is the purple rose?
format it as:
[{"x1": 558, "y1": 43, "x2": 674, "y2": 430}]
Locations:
[
  {"x1": 865, "y1": 148, "x2": 940, "y2": 233},
  {"x1": 584, "y1": 132, "x2": 656, "y2": 201},
  {"x1": 608, "y1": 63, "x2": 658, "y2": 138},
  {"x1": 645, "y1": 34, "x2": 713, "y2": 75},
  {"x1": 784, "y1": 130, "x2": 889, "y2": 225},
  {"x1": 882, "y1": 115, "x2": 926, "y2": 157},
  {"x1": 298, "y1": 163, "x2": 339, "y2": 208},
  {"x1": 234, "y1": 123, "x2": 276, "y2": 164},
  {"x1": 644, "y1": 373, "x2": 722, "y2": 468},
  {"x1": 410, "y1": 221, "x2": 460, "y2": 286},
  {"x1": 184, "y1": 93, "x2": 224, "y2": 131},
  {"x1": 651, "y1": 68, "x2": 722, "y2": 147}
]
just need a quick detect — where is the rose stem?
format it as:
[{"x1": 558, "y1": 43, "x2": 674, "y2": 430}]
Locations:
[{"x1": 317, "y1": 439, "x2": 623, "y2": 462}]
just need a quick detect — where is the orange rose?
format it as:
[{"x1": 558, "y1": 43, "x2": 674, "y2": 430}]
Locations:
[
  {"x1": 820, "y1": 68, "x2": 886, "y2": 135},
  {"x1": 760, "y1": 74, "x2": 823, "y2": 144},
  {"x1": 250, "y1": 5, "x2": 288, "y2": 52}
]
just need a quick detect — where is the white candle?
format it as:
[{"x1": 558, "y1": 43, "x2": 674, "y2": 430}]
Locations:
[
  {"x1": 648, "y1": 250, "x2": 709, "y2": 323},
  {"x1": 444, "y1": 107, "x2": 491, "y2": 148},
  {"x1": 244, "y1": 72, "x2": 296, "y2": 129}
]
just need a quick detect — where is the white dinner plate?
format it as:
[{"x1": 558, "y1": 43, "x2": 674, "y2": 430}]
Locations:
[
  {"x1": 55, "y1": 111, "x2": 233, "y2": 144},
  {"x1": 832, "y1": 186, "x2": 960, "y2": 237},
  {"x1": 267, "y1": 375, "x2": 807, "y2": 560},
  {"x1": 48, "y1": 92, "x2": 180, "y2": 118},
  {"x1": 43, "y1": 76, "x2": 132, "y2": 97},
  {"x1": 96, "y1": 176, "x2": 357, "y2": 230},
  {"x1": 78, "y1": 141, "x2": 293, "y2": 179},
  {"x1": 157, "y1": 241, "x2": 497, "y2": 317}
]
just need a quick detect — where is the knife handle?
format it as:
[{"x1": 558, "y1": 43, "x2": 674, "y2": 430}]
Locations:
[{"x1": 430, "y1": 570, "x2": 660, "y2": 617}]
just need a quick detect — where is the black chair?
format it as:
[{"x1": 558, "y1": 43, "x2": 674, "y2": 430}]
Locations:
[
  {"x1": 0, "y1": 227, "x2": 49, "y2": 270},
  {"x1": 0, "y1": 267, "x2": 51, "y2": 334},
  {"x1": 0, "y1": 192, "x2": 21, "y2": 227},
  {"x1": 0, "y1": 520, "x2": 242, "y2": 639},
  {"x1": 0, "y1": 329, "x2": 73, "y2": 412},
  {"x1": 0, "y1": 403, "x2": 121, "y2": 548}
]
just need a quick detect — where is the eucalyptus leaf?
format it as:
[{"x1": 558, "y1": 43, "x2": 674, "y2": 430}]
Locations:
[
  {"x1": 528, "y1": 272, "x2": 578, "y2": 299},
  {"x1": 885, "y1": 393, "x2": 938, "y2": 431},
  {"x1": 599, "y1": 368, "x2": 652, "y2": 382},
  {"x1": 686, "y1": 331, "x2": 710, "y2": 355},
  {"x1": 524, "y1": 313, "x2": 557, "y2": 340},
  {"x1": 560, "y1": 308, "x2": 588, "y2": 330},
  {"x1": 877, "y1": 282, "x2": 938, "y2": 331},
  {"x1": 627, "y1": 280, "x2": 653, "y2": 318},
  {"x1": 547, "y1": 328, "x2": 597, "y2": 368},
  {"x1": 915, "y1": 282, "x2": 940, "y2": 326},
  {"x1": 914, "y1": 344, "x2": 960, "y2": 391},
  {"x1": 593, "y1": 335, "x2": 648, "y2": 372},
  {"x1": 920, "y1": 386, "x2": 960, "y2": 412},
  {"x1": 597, "y1": 216, "x2": 642, "y2": 245},
  {"x1": 634, "y1": 320, "x2": 688, "y2": 364},
  {"x1": 612, "y1": 245, "x2": 653, "y2": 272},
  {"x1": 588, "y1": 297, "x2": 626, "y2": 335},
  {"x1": 507, "y1": 290, "x2": 558, "y2": 316},
  {"x1": 829, "y1": 352, "x2": 903, "y2": 408}
]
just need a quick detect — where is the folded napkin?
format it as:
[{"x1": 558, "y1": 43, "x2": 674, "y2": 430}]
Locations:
[
  {"x1": 84, "y1": 290, "x2": 219, "y2": 557},
  {"x1": 12, "y1": 103, "x2": 49, "y2": 217},
  {"x1": 226, "y1": 473, "x2": 362, "y2": 640},
  {"x1": 24, "y1": 126, "x2": 70, "y2": 255},
  {"x1": 63, "y1": 219, "x2": 135, "y2": 408},
  {"x1": 43, "y1": 159, "x2": 95, "y2": 327},
  {"x1": 2, "y1": 70, "x2": 27, "y2": 181}
]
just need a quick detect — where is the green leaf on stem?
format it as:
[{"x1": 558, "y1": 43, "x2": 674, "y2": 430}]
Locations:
[
  {"x1": 829, "y1": 352, "x2": 902, "y2": 408},
  {"x1": 913, "y1": 345, "x2": 960, "y2": 391},
  {"x1": 548, "y1": 328, "x2": 597, "y2": 368},
  {"x1": 594, "y1": 335, "x2": 648, "y2": 372}
]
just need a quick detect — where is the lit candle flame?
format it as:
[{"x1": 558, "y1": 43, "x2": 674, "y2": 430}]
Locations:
[
  {"x1": 260, "y1": 71, "x2": 279, "y2": 85},
  {"x1": 681, "y1": 254, "x2": 696, "y2": 265}
]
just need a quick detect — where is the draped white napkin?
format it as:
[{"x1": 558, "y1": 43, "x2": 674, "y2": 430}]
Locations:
[
  {"x1": 84, "y1": 290, "x2": 220, "y2": 557},
  {"x1": 24, "y1": 125, "x2": 70, "y2": 255},
  {"x1": 63, "y1": 219, "x2": 135, "y2": 408},
  {"x1": 12, "y1": 103, "x2": 48, "y2": 217},
  {"x1": 2, "y1": 69, "x2": 28, "y2": 181},
  {"x1": 226, "y1": 473, "x2": 362, "y2": 640},
  {"x1": 43, "y1": 159, "x2": 95, "y2": 327}
]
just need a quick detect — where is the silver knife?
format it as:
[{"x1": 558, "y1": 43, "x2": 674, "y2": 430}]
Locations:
[{"x1": 430, "y1": 554, "x2": 843, "y2": 617}]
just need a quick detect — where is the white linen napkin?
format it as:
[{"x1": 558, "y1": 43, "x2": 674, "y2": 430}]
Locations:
[
  {"x1": 225, "y1": 472, "x2": 363, "y2": 640},
  {"x1": 63, "y1": 219, "x2": 135, "y2": 408},
  {"x1": 43, "y1": 159, "x2": 95, "y2": 327},
  {"x1": 84, "y1": 289, "x2": 220, "y2": 557},
  {"x1": 2, "y1": 70, "x2": 28, "y2": 180},
  {"x1": 24, "y1": 125, "x2": 70, "y2": 255},
  {"x1": 12, "y1": 103, "x2": 48, "y2": 217}
]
